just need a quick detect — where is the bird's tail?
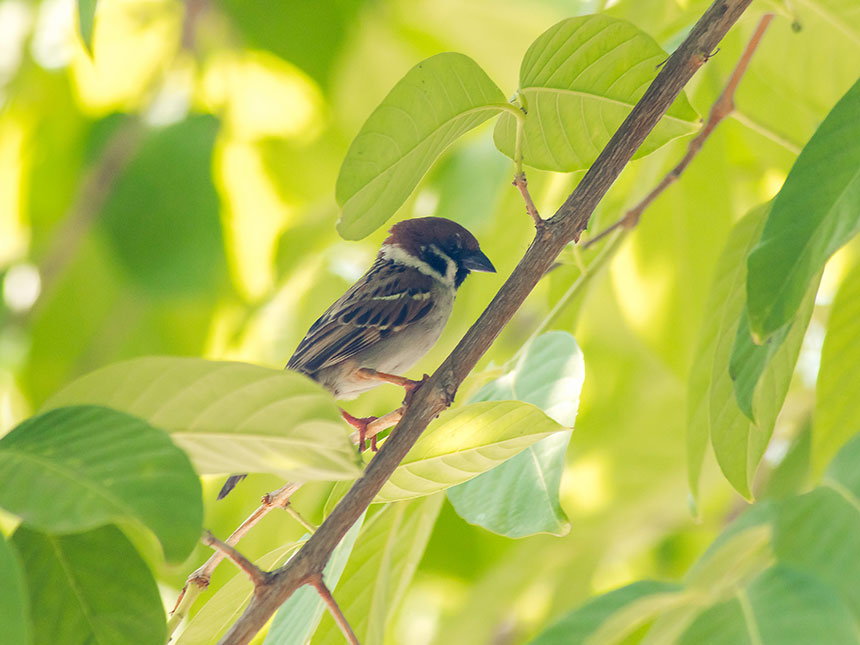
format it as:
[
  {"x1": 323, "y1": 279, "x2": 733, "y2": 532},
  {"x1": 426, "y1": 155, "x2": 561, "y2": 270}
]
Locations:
[{"x1": 217, "y1": 474, "x2": 247, "y2": 499}]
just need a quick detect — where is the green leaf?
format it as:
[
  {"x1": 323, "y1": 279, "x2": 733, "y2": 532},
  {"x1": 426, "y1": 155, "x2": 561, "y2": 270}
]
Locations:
[
  {"x1": 746, "y1": 77, "x2": 860, "y2": 339},
  {"x1": 13, "y1": 524, "x2": 165, "y2": 645},
  {"x1": 773, "y1": 432, "x2": 860, "y2": 618},
  {"x1": 99, "y1": 115, "x2": 228, "y2": 298},
  {"x1": 493, "y1": 15, "x2": 699, "y2": 172},
  {"x1": 814, "y1": 260, "x2": 860, "y2": 473},
  {"x1": 176, "y1": 540, "x2": 306, "y2": 645},
  {"x1": 728, "y1": 308, "x2": 792, "y2": 422},
  {"x1": 448, "y1": 432, "x2": 571, "y2": 538},
  {"x1": 377, "y1": 400, "x2": 566, "y2": 503},
  {"x1": 678, "y1": 566, "x2": 859, "y2": 645},
  {"x1": 312, "y1": 495, "x2": 444, "y2": 645},
  {"x1": 264, "y1": 513, "x2": 365, "y2": 645},
  {"x1": 45, "y1": 357, "x2": 361, "y2": 482},
  {"x1": 0, "y1": 405, "x2": 202, "y2": 563},
  {"x1": 448, "y1": 331, "x2": 584, "y2": 537},
  {"x1": 0, "y1": 533, "x2": 30, "y2": 645},
  {"x1": 335, "y1": 52, "x2": 509, "y2": 240},
  {"x1": 77, "y1": 0, "x2": 97, "y2": 55},
  {"x1": 531, "y1": 580, "x2": 683, "y2": 644},
  {"x1": 687, "y1": 206, "x2": 815, "y2": 499}
]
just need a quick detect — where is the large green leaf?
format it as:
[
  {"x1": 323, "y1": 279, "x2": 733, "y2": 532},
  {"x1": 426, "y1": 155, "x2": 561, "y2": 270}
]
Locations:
[
  {"x1": 448, "y1": 331, "x2": 584, "y2": 537},
  {"x1": 493, "y1": 15, "x2": 699, "y2": 172},
  {"x1": 335, "y1": 52, "x2": 510, "y2": 240},
  {"x1": 44, "y1": 357, "x2": 361, "y2": 482},
  {"x1": 13, "y1": 524, "x2": 165, "y2": 645},
  {"x1": 312, "y1": 495, "x2": 444, "y2": 645},
  {"x1": 678, "y1": 566, "x2": 859, "y2": 644},
  {"x1": 814, "y1": 260, "x2": 860, "y2": 473},
  {"x1": 377, "y1": 400, "x2": 566, "y2": 503},
  {"x1": 0, "y1": 405, "x2": 201, "y2": 563},
  {"x1": 176, "y1": 540, "x2": 307, "y2": 645},
  {"x1": 774, "y1": 432, "x2": 860, "y2": 618},
  {"x1": 687, "y1": 207, "x2": 813, "y2": 499},
  {"x1": 530, "y1": 580, "x2": 683, "y2": 644},
  {"x1": 264, "y1": 513, "x2": 365, "y2": 645},
  {"x1": 0, "y1": 533, "x2": 30, "y2": 645},
  {"x1": 746, "y1": 77, "x2": 860, "y2": 339}
]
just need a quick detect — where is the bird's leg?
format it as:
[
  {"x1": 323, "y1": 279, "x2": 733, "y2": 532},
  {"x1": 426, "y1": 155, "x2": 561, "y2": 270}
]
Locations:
[
  {"x1": 356, "y1": 368, "x2": 429, "y2": 406},
  {"x1": 340, "y1": 408, "x2": 376, "y2": 452}
]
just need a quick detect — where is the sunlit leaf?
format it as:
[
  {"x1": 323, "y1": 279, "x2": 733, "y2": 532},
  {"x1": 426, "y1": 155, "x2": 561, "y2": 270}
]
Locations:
[
  {"x1": 44, "y1": 357, "x2": 361, "y2": 482},
  {"x1": 377, "y1": 401, "x2": 566, "y2": 503},
  {"x1": 0, "y1": 405, "x2": 201, "y2": 563},
  {"x1": 335, "y1": 52, "x2": 509, "y2": 240},
  {"x1": 312, "y1": 495, "x2": 443, "y2": 645},
  {"x1": 264, "y1": 513, "x2": 365, "y2": 645},
  {"x1": 678, "y1": 566, "x2": 859, "y2": 644},
  {"x1": 814, "y1": 260, "x2": 860, "y2": 473},
  {"x1": 746, "y1": 77, "x2": 860, "y2": 339},
  {"x1": 13, "y1": 525, "x2": 165, "y2": 645},
  {"x1": 448, "y1": 332, "x2": 584, "y2": 537},
  {"x1": 176, "y1": 540, "x2": 307, "y2": 645},
  {"x1": 0, "y1": 534, "x2": 29, "y2": 645},
  {"x1": 494, "y1": 15, "x2": 699, "y2": 172},
  {"x1": 531, "y1": 581, "x2": 682, "y2": 644}
]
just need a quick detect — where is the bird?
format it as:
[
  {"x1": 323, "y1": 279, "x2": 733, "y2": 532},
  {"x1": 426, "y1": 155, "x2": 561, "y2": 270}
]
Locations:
[{"x1": 218, "y1": 216, "x2": 495, "y2": 499}]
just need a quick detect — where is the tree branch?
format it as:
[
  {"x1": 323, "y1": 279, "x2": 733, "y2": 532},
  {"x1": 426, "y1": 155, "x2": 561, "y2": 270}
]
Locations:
[
  {"x1": 219, "y1": 2, "x2": 753, "y2": 642},
  {"x1": 583, "y1": 12, "x2": 774, "y2": 249},
  {"x1": 202, "y1": 531, "x2": 268, "y2": 587},
  {"x1": 308, "y1": 573, "x2": 360, "y2": 645}
]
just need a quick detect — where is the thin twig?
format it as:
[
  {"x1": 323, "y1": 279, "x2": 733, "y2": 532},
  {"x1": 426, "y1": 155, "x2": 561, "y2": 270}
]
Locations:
[
  {"x1": 582, "y1": 13, "x2": 774, "y2": 250},
  {"x1": 513, "y1": 173, "x2": 544, "y2": 227},
  {"x1": 308, "y1": 573, "x2": 360, "y2": 645},
  {"x1": 167, "y1": 481, "x2": 301, "y2": 636},
  {"x1": 285, "y1": 505, "x2": 318, "y2": 534},
  {"x1": 219, "y1": 3, "x2": 753, "y2": 642},
  {"x1": 202, "y1": 531, "x2": 268, "y2": 587}
]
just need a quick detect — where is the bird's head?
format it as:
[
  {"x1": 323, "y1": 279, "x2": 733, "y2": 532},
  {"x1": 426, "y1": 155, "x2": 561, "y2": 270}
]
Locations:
[{"x1": 382, "y1": 217, "x2": 495, "y2": 288}]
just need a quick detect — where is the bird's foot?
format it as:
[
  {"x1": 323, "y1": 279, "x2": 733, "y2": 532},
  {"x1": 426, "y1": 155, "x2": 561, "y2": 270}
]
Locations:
[
  {"x1": 402, "y1": 374, "x2": 429, "y2": 407},
  {"x1": 340, "y1": 408, "x2": 377, "y2": 452}
]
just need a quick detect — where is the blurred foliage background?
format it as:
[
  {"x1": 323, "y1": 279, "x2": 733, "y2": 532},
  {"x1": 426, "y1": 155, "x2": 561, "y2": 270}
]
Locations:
[{"x1": 1, "y1": 0, "x2": 858, "y2": 643}]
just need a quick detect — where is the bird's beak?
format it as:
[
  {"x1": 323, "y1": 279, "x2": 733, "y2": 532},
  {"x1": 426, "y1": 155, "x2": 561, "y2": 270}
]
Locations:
[{"x1": 462, "y1": 249, "x2": 496, "y2": 273}]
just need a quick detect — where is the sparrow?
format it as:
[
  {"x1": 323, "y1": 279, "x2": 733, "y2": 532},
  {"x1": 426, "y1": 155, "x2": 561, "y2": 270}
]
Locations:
[{"x1": 218, "y1": 216, "x2": 495, "y2": 499}]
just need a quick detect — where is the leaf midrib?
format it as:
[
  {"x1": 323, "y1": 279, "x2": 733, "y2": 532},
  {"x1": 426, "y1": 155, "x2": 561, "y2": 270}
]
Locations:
[
  {"x1": 1, "y1": 446, "x2": 148, "y2": 527},
  {"x1": 47, "y1": 533, "x2": 109, "y2": 644},
  {"x1": 521, "y1": 86, "x2": 698, "y2": 126}
]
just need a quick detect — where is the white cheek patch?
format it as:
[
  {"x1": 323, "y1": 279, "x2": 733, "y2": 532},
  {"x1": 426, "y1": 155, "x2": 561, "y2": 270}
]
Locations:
[{"x1": 380, "y1": 244, "x2": 448, "y2": 283}]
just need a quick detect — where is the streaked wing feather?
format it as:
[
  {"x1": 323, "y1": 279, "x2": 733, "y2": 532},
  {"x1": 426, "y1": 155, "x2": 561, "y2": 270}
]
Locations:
[{"x1": 287, "y1": 261, "x2": 436, "y2": 373}]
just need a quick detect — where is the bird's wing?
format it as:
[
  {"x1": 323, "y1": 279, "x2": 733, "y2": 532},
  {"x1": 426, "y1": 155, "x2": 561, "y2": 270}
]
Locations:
[{"x1": 287, "y1": 261, "x2": 438, "y2": 373}]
